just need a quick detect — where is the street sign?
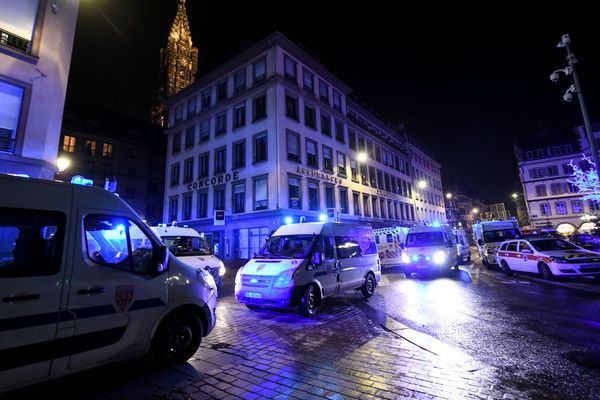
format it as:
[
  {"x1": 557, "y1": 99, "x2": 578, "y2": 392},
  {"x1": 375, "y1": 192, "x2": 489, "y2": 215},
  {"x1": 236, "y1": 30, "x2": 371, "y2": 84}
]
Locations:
[{"x1": 214, "y1": 210, "x2": 225, "y2": 225}]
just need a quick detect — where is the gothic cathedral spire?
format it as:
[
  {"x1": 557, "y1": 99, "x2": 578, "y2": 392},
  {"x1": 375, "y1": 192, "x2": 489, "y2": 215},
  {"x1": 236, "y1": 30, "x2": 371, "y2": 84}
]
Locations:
[{"x1": 151, "y1": 0, "x2": 198, "y2": 126}]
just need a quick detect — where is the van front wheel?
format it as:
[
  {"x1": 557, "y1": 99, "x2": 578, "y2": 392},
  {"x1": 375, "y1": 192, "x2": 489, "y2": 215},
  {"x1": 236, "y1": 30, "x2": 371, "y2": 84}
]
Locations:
[
  {"x1": 152, "y1": 311, "x2": 203, "y2": 365},
  {"x1": 299, "y1": 284, "x2": 319, "y2": 318},
  {"x1": 361, "y1": 273, "x2": 376, "y2": 298}
]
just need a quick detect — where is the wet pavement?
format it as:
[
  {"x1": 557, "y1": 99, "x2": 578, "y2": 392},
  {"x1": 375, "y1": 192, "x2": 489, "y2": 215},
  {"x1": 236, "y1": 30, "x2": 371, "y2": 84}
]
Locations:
[{"x1": 7, "y1": 249, "x2": 600, "y2": 399}]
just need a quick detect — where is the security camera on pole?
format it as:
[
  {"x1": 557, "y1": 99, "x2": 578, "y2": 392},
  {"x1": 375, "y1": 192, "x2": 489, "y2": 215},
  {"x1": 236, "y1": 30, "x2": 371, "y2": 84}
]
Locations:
[{"x1": 550, "y1": 34, "x2": 600, "y2": 174}]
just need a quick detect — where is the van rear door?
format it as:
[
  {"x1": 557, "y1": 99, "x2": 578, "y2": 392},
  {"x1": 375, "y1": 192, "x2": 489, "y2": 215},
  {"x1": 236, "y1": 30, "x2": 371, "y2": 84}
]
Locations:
[{"x1": 0, "y1": 204, "x2": 70, "y2": 391}]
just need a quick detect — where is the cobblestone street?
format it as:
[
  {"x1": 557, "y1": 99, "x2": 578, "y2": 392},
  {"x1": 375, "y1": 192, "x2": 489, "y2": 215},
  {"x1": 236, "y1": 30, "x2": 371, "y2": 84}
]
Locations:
[{"x1": 28, "y1": 270, "x2": 548, "y2": 400}]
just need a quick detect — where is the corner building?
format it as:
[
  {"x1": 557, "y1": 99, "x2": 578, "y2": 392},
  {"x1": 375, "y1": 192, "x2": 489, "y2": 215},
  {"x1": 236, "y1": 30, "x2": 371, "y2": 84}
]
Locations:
[{"x1": 164, "y1": 32, "x2": 443, "y2": 261}]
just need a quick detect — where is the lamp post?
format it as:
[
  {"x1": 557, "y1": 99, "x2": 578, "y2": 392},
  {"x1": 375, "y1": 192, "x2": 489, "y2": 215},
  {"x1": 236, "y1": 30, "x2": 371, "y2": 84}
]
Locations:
[
  {"x1": 416, "y1": 180, "x2": 427, "y2": 223},
  {"x1": 551, "y1": 34, "x2": 600, "y2": 173}
]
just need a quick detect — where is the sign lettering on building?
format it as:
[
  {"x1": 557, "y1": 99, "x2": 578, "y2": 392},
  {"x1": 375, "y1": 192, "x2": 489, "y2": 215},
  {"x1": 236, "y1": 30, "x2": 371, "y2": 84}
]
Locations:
[
  {"x1": 187, "y1": 171, "x2": 240, "y2": 191},
  {"x1": 296, "y1": 166, "x2": 342, "y2": 185},
  {"x1": 376, "y1": 189, "x2": 401, "y2": 201}
]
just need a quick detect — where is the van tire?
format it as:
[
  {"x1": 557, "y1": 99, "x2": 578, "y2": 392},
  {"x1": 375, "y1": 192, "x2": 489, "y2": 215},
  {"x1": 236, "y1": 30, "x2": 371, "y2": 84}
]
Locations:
[
  {"x1": 299, "y1": 284, "x2": 319, "y2": 318},
  {"x1": 361, "y1": 273, "x2": 376, "y2": 298},
  {"x1": 152, "y1": 311, "x2": 203, "y2": 365},
  {"x1": 245, "y1": 304, "x2": 260, "y2": 310}
]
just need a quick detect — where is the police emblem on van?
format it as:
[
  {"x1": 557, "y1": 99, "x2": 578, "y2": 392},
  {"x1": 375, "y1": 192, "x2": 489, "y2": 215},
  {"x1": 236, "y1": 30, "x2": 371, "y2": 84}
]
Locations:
[
  {"x1": 256, "y1": 264, "x2": 266, "y2": 272},
  {"x1": 115, "y1": 284, "x2": 134, "y2": 311}
]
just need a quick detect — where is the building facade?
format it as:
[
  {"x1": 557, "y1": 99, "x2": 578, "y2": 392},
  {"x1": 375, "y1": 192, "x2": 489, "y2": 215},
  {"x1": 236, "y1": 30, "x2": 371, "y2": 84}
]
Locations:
[
  {"x1": 408, "y1": 138, "x2": 445, "y2": 224},
  {"x1": 58, "y1": 112, "x2": 166, "y2": 224},
  {"x1": 163, "y1": 32, "x2": 444, "y2": 261},
  {"x1": 487, "y1": 203, "x2": 510, "y2": 220},
  {"x1": 0, "y1": 0, "x2": 79, "y2": 178},
  {"x1": 151, "y1": 0, "x2": 198, "y2": 127},
  {"x1": 514, "y1": 126, "x2": 600, "y2": 234}
]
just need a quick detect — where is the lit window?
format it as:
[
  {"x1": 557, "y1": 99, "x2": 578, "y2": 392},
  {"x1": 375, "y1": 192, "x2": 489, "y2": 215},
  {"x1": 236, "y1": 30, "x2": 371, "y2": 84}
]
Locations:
[
  {"x1": 63, "y1": 135, "x2": 76, "y2": 153},
  {"x1": 0, "y1": 80, "x2": 24, "y2": 154},
  {"x1": 0, "y1": 0, "x2": 40, "y2": 53},
  {"x1": 102, "y1": 143, "x2": 113, "y2": 159}
]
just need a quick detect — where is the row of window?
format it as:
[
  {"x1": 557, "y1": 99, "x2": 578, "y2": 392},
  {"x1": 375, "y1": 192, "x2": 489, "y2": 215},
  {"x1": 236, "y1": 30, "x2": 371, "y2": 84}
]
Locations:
[
  {"x1": 169, "y1": 132, "x2": 268, "y2": 186},
  {"x1": 62, "y1": 135, "x2": 114, "y2": 159},
  {"x1": 284, "y1": 54, "x2": 343, "y2": 112},
  {"x1": 413, "y1": 168, "x2": 442, "y2": 192},
  {"x1": 524, "y1": 144, "x2": 577, "y2": 161},
  {"x1": 533, "y1": 182, "x2": 578, "y2": 197},
  {"x1": 172, "y1": 94, "x2": 267, "y2": 154},
  {"x1": 174, "y1": 57, "x2": 267, "y2": 123},
  {"x1": 170, "y1": 139, "x2": 413, "y2": 201},
  {"x1": 528, "y1": 163, "x2": 573, "y2": 179},
  {"x1": 538, "y1": 199, "x2": 587, "y2": 216},
  {"x1": 167, "y1": 174, "x2": 418, "y2": 223},
  {"x1": 283, "y1": 91, "x2": 411, "y2": 175}
]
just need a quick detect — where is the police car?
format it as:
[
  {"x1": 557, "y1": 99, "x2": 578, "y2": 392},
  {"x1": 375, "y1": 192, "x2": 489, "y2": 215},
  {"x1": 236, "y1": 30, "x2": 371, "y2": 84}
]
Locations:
[{"x1": 496, "y1": 235, "x2": 600, "y2": 280}]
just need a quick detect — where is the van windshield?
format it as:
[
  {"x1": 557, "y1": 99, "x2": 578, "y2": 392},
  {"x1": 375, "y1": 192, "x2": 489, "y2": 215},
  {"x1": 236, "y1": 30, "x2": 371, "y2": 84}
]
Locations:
[
  {"x1": 257, "y1": 235, "x2": 315, "y2": 259},
  {"x1": 405, "y1": 232, "x2": 444, "y2": 247},
  {"x1": 483, "y1": 229, "x2": 519, "y2": 243},
  {"x1": 162, "y1": 236, "x2": 212, "y2": 256}
]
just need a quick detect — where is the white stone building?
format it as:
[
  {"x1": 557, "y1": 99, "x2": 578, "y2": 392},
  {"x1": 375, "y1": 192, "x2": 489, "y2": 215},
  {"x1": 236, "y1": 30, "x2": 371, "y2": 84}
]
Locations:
[
  {"x1": 514, "y1": 125, "x2": 600, "y2": 234},
  {"x1": 164, "y1": 32, "x2": 444, "y2": 260},
  {"x1": 0, "y1": 0, "x2": 79, "y2": 178}
]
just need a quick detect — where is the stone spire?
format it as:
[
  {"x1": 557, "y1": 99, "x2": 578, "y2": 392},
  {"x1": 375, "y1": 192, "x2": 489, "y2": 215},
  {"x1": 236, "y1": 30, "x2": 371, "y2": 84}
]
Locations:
[{"x1": 151, "y1": 0, "x2": 198, "y2": 126}]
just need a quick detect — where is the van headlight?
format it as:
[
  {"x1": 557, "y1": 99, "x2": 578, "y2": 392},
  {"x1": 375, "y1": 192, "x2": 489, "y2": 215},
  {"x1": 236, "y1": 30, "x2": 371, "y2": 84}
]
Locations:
[
  {"x1": 433, "y1": 251, "x2": 446, "y2": 264},
  {"x1": 401, "y1": 253, "x2": 410, "y2": 264},
  {"x1": 550, "y1": 256, "x2": 567, "y2": 264},
  {"x1": 197, "y1": 268, "x2": 216, "y2": 289},
  {"x1": 218, "y1": 260, "x2": 226, "y2": 276},
  {"x1": 273, "y1": 268, "x2": 296, "y2": 288}
]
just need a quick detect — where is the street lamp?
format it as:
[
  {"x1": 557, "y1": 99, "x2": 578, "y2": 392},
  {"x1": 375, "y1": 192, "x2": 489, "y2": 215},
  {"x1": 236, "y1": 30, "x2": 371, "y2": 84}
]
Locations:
[
  {"x1": 56, "y1": 156, "x2": 70, "y2": 173},
  {"x1": 446, "y1": 193, "x2": 453, "y2": 199},
  {"x1": 472, "y1": 208, "x2": 479, "y2": 214},
  {"x1": 417, "y1": 180, "x2": 427, "y2": 189},
  {"x1": 550, "y1": 34, "x2": 600, "y2": 173},
  {"x1": 511, "y1": 193, "x2": 518, "y2": 199},
  {"x1": 357, "y1": 152, "x2": 368, "y2": 163}
]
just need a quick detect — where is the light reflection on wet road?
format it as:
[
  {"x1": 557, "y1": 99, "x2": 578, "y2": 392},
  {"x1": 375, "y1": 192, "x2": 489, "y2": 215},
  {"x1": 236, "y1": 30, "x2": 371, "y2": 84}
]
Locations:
[{"x1": 372, "y1": 252, "x2": 600, "y2": 399}]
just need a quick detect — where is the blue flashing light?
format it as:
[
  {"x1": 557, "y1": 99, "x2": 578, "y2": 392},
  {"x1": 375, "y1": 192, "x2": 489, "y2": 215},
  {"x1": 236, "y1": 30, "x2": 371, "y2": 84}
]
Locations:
[
  {"x1": 425, "y1": 256, "x2": 431, "y2": 261},
  {"x1": 71, "y1": 175, "x2": 94, "y2": 186},
  {"x1": 116, "y1": 224, "x2": 126, "y2": 233},
  {"x1": 431, "y1": 220, "x2": 441, "y2": 228},
  {"x1": 411, "y1": 255, "x2": 420, "y2": 262},
  {"x1": 319, "y1": 214, "x2": 327, "y2": 222},
  {"x1": 284, "y1": 216, "x2": 293, "y2": 224}
]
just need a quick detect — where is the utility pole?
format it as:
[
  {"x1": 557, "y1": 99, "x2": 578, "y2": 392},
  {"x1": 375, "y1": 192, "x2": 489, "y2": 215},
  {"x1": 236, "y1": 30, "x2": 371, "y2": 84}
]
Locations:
[{"x1": 551, "y1": 34, "x2": 600, "y2": 173}]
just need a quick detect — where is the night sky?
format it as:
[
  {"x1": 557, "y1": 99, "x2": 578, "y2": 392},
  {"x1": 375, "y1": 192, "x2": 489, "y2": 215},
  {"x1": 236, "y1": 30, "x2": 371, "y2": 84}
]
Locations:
[{"x1": 65, "y1": 1, "x2": 599, "y2": 209}]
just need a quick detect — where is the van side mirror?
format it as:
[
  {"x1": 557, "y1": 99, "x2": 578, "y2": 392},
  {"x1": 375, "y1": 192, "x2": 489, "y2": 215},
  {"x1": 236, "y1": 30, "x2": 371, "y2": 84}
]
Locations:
[
  {"x1": 477, "y1": 239, "x2": 484, "y2": 246},
  {"x1": 311, "y1": 251, "x2": 322, "y2": 267},
  {"x1": 156, "y1": 245, "x2": 169, "y2": 274}
]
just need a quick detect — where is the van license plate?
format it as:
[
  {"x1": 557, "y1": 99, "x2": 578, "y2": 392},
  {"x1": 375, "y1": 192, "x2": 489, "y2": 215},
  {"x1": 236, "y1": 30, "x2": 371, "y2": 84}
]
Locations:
[{"x1": 246, "y1": 292, "x2": 261, "y2": 298}]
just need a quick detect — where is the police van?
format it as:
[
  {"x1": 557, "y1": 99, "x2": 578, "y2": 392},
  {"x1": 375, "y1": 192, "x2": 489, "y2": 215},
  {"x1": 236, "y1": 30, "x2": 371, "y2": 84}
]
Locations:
[
  {"x1": 472, "y1": 219, "x2": 521, "y2": 266},
  {"x1": 150, "y1": 224, "x2": 225, "y2": 288},
  {"x1": 0, "y1": 175, "x2": 217, "y2": 393},
  {"x1": 453, "y1": 228, "x2": 471, "y2": 264},
  {"x1": 373, "y1": 226, "x2": 409, "y2": 267},
  {"x1": 235, "y1": 222, "x2": 381, "y2": 317},
  {"x1": 401, "y1": 224, "x2": 459, "y2": 277}
]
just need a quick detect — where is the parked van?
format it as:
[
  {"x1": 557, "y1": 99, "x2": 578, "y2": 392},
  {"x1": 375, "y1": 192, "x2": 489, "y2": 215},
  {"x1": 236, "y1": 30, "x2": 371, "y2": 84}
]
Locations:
[
  {"x1": 234, "y1": 222, "x2": 381, "y2": 317},
  {"x1": 472, "y1": 220, "x2": 521, "y2": 266},
  {"x1": 0, "y1": 175, "x2": 217, "y2": 393},
  {"x1": 151, "y1": 224, "x2": 225, "y2": 288},
  {"x1": 401, "y1": 225, "x2": 459, "y2": 277},
  {"x1": 373, "y1": 226, "x2": 409, "y2": 267},
  {"x1": 453, "y1": 228, "x2": 471, "y2": 264}
]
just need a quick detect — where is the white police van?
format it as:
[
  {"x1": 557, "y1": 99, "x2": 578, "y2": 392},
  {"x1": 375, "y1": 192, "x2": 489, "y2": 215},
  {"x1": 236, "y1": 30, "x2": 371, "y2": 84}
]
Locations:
[
  {"x1": 235, "y1": 222, "x2": 381, "y2": 317},
  {"x1": 401, "y1": 224, "x2": 459, "y2": 277},
  {"x1": 151, "y1": 224, "x2": 225, "y2": 288},
  {"x1": 0, "y1": 175, "x2": 217, "y2": 393}
]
